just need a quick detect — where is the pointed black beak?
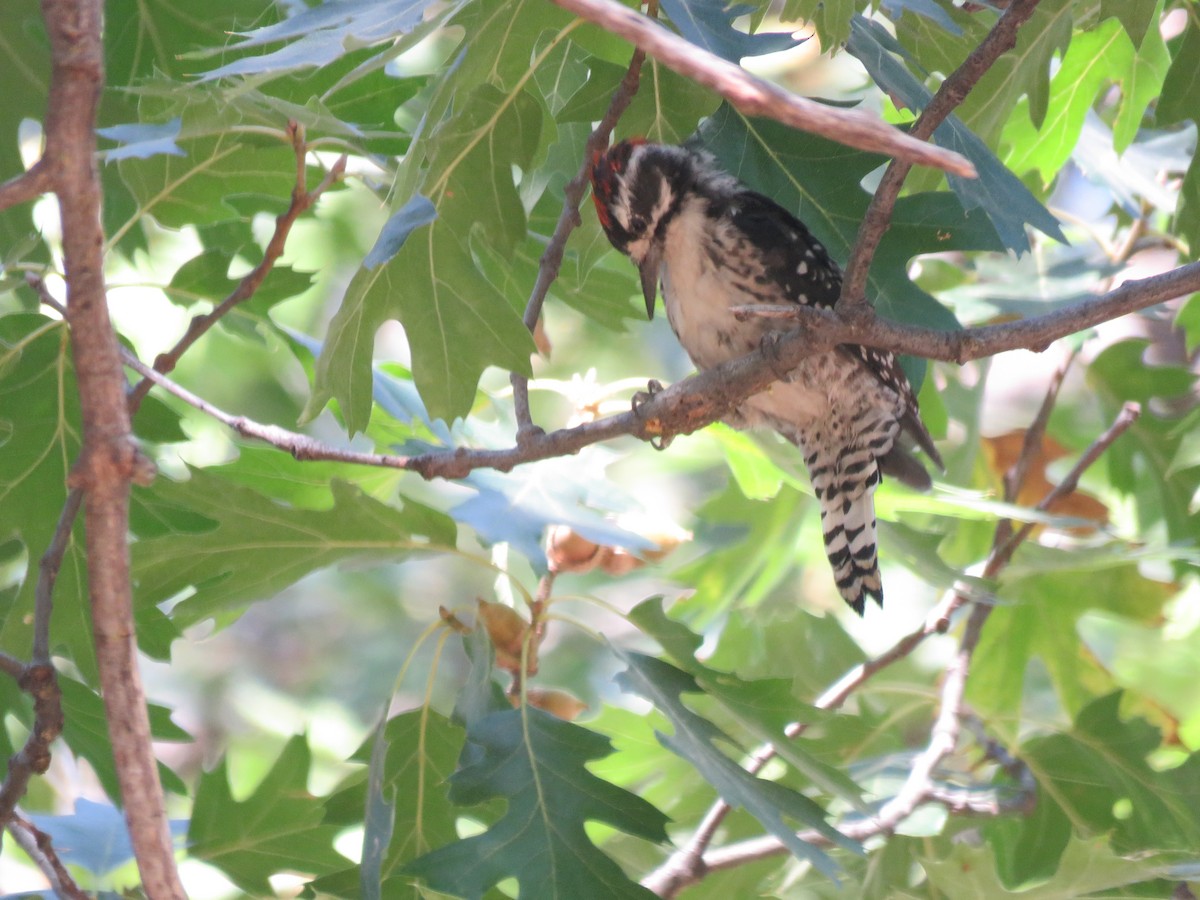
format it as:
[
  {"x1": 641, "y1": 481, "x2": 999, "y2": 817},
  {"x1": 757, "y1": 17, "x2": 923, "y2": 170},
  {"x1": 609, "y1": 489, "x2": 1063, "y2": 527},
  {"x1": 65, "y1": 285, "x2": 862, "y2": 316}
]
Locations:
[{"x1": 638, "y1": 246, "x2": 662, "y2": 320}]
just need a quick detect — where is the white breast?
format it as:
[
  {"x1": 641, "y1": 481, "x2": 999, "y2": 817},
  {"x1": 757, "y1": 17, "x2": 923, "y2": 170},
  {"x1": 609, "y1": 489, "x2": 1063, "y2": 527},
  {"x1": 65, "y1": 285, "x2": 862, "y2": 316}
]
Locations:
[
  {"x1": 658, "y1": 202, "x2": 759, "y2": 369},
  {"x1": 655, "y1": 201, "x2": 831, "y2": 428}
]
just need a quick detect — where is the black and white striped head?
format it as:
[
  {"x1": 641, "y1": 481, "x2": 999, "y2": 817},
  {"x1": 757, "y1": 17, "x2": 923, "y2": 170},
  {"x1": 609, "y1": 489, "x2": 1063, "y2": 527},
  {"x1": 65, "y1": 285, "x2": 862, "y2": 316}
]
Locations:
[{"x1": 590, "y1": 140, "x2": 733, "y2": 317}]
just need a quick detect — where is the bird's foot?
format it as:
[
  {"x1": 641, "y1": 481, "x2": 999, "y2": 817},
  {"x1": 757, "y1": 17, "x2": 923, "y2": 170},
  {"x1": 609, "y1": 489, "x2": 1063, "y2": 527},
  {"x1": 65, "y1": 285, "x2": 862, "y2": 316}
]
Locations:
[
  {"x1": 758, "y1": 331, "x2": 795, "y2": 382},
  {"x1": 632, "y1": 379, "x2": 673, "y2": 450}
]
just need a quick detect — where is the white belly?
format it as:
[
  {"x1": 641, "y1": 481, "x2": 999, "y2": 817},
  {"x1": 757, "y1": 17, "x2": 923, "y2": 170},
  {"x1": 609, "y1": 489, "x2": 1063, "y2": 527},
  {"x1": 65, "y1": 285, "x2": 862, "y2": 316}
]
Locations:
[{"x1": 656, "y1": 210, "x2": 830, "y2": 428}]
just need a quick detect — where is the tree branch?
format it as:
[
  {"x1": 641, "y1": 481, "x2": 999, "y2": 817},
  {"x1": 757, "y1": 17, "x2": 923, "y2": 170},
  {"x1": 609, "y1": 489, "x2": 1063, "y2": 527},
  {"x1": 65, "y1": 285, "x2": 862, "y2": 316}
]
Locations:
[
  {"x1": 0, "y1": 161, "x2": 53, "y2": 212},
  {"x1": 38, "y1": 0, "x2": 185, "y2": 894},
  {"x1": 550, "y1": 0, "x2": 975, "y2": 177},
  {"x1": 7, "y1": 814, "x2": 88, "y2": 900},
  {"x1": 839, "y1": 0, "x2": 1043, "y2": 313},
  {"x1": 121, "y1": 349, "x2": 415, "y2": 468},
  {"x1": 0, "y1": 664, "x2": 64, "y2": 834},
  {"x1": 127, "y1": 124, "x2": 346, "y2": 411},
  {"x1": 34, "y1": 487, "x2": 84, "y2": 665},
  {"x1": 510, "y1": 31, "x2": 650, "y2": 439},
  {"x1": 119, "y1": 256, "x2": 1193, "y2": 490},
  {"x1": 735, "y1": 259, "x2": 1200, "y2": 364}
]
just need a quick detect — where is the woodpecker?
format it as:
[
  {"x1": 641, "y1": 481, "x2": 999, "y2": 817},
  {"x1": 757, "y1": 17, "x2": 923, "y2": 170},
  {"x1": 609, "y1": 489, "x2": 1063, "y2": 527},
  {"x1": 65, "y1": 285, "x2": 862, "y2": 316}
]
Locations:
[{"x1": 589, "y1": 139, "x2": 942, "y2": 614}]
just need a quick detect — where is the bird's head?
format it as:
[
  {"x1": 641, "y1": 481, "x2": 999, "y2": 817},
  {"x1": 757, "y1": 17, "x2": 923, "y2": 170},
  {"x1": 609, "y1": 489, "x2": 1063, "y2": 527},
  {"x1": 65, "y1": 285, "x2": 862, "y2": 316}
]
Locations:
[{"x1": 589, "y1": 139, "x2": 697, "y2": 319}]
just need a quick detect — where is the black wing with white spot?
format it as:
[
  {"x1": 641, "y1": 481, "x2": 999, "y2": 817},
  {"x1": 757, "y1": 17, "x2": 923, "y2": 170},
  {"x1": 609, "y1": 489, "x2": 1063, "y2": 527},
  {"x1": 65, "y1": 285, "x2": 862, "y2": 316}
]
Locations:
[
  {"x1": 726, "y1": 191, "x2": 843, "y2": 310},
  {"x1": 724, "y1": 190, "x2": 941, "y2": 465}
]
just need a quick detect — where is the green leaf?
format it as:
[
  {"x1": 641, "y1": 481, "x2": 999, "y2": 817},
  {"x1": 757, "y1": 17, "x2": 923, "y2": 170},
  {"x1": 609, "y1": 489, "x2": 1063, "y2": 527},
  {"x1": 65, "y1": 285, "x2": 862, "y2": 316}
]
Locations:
[
  {"x1": 112, "y1": 76, "x2": 369, "y2": 238},
  {"x1": 894, "y1": 0, "x2": 1075, "y2": 151},
  {"x1": 315, "y1": 710, "x2": 468, "y2": 898},
  {"x1": 1157, "y1": 5, "x2": 1200, "y2": 126},
  {"x1": 0, "y1": 0, "x2": 50, "y2": 191},
  {"x1": 189, "y1": 735, "x2": 347, "y2": 894},
  {"x1": 659, "y1": 0, "x2": 798, "y2": 62},
  {"x1": 105, "y1": 0, "x2": 280, "y2": 85},
  {"x1": 167, "y1": 249, "x2": 313, "y2": 332},
  {"x1": 404, "y1": 634, "x2": 668, "y2": 899},
  {"x1": 991, "y1": 694, "x2": 1200, "y2": 888},
  {"x1": 780, "y1": 0, "x2": 865, "y2": 48},
  {"x1": 708, "y1": 424, "x2": 792, "y2": 500},
  {"x1": 194, "y1": 0, "x2": 435, "y2": 82},
  {"x1": 1102, "y1": 0, "x2": 1159, "y2": 49},
  {"x1": 58, "y1": 677, "x2": 189, "y2": 803},
  {"x1": 670, "y1": 481, "x2": 813, "y2": 618},
  {"x1": 362, "y1": 715, "x2": 395, "y2": 900},
  {"x1": 1112, "y1": 14, "x2": 1170, "y2": 153},
  {"x1": 132, "y1": 469, "x2": 457, "y2": 628},
  {"x1": 1178, "y1": 149, "x2": 1200, "y2": 254},
  {"x1": 615, "y1": 650, "x2": 857, "y2": 878},
  {"x1": 558, "y1": 56, "x2": 719, "y2": 145},
  {"x1": 847, "y1": 16, "x2": 1065, "y2": 252},
  {"x1": 1003, "y1": 18, "x2": 1163, "y2": 180},
  {"x1": 0, "y1": 315, "x2": 180, "y2": 680},
  {"x1": 629, "y1": 599, "x2": 865, "y2": 804},
  {"x1": 1088, "y1": 339, "x2": 1199, "y2": 546},
  {"x1": 311, "y1": 84, "x2": 542, "y2": 428},
  {"x1": 969, "y1": 563, "x2": 1172, "y2": 717},
  {"x1": 927, "y1": 830, "x2": 1184, "y2": 898},
  {"x1": 0, "y1": 316, "x2": 89, "y2": 670}
]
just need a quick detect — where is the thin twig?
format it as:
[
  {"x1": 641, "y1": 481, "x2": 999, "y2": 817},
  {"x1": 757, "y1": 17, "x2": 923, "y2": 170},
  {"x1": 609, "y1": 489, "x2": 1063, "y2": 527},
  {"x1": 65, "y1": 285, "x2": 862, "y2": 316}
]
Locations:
[
  {"x1": 0, "y1": 161, "x2": 53, "y2": 212},
  {"x1": 551, "y1": 0, "x2": 975, "y2": 177},
  {"x1": 0, "y1": 664, "x2": 64, "y2": 833},
  {"x1": 127, "y1": 123, "x2": 347, "y2": 411},
  {"x1": 7, "y1": 814, "x2": 89, "y2": 900},
  {"x1": 0, "y1": 653, "x2": 24, "y2": 681},
  {"x1": 839, "y1": 0, "x2": 1043, "y2": 313},
  {"x1": 510, "y1": 33, "x2": 651, "y2": 439},
  {"x1": 34, "y1": 488, "x2": 84, "y2": 665},
  {"x1": 994, "y1": 349, "x2": 1075, "y2": 547},
  {"x1": 121, "y1": 350, "x2": 413, "y2": 468}
]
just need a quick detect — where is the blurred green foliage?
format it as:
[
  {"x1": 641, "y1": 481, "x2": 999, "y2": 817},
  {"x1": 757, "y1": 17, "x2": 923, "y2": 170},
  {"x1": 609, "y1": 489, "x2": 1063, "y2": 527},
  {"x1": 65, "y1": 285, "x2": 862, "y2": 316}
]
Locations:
[{"x1": 1, "y1": 0, "x2": 1199, "y2": 897}]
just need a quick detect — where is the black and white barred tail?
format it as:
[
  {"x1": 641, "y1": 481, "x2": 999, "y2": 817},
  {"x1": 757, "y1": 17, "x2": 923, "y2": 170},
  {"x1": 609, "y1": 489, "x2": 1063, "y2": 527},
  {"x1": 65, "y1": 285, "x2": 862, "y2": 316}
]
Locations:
[{"x1": 804, "y1": 441, "x2": 884, "y2": 615}]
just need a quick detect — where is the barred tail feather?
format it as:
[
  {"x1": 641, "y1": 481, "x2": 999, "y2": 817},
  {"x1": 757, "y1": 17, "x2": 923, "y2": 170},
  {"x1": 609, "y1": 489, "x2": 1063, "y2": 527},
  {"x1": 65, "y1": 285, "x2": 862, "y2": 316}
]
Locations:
[{"x1": 803, "y1": 443, "x2": 884, "y2": 615}]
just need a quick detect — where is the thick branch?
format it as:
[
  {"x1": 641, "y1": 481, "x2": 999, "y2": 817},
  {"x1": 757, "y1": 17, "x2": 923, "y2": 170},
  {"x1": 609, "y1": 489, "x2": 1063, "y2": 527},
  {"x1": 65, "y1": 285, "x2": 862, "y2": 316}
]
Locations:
[
  {"x1": 839, "y1": 0, "x2": 1043, "y2": 311},
  {"x1": 736, "y1": 259, "x2": 1200, "y2": 364},
  {"x1": 39, "y1": 0, "x2": 185, "y2": 894},
  {"x1": 124, "y1": 258, "x2": 1194, "y2": 487},
  {"x1": 550, "y1": 0, "x2": 975, "y2": 177}
]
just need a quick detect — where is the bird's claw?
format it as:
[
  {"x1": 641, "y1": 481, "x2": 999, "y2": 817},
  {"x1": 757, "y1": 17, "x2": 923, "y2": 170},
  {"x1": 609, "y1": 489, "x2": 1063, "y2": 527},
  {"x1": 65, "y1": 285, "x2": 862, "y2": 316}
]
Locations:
[
  {"x1": 632, "y1": 379, "x2": 674, "y2": 450},
  {"x1": 759, "y1": 331, "x2": 795, "y2": 381}
]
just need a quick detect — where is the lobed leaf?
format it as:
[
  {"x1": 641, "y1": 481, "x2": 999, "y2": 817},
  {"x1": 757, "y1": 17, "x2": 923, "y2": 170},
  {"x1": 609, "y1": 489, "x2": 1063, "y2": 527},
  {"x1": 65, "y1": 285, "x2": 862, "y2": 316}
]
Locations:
[
  {"x1": 189, "y1": 735, "x2": 346, "y2": 894},
  {"x1": 404, "y1": 632, "x2": 668, "y2": 899},
  {"x1": 132, "y1": 469, "x2": 456, "y2": 628},
  {"x1": 615, "y1": 649, "x2": 857, "y2": 879}
]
